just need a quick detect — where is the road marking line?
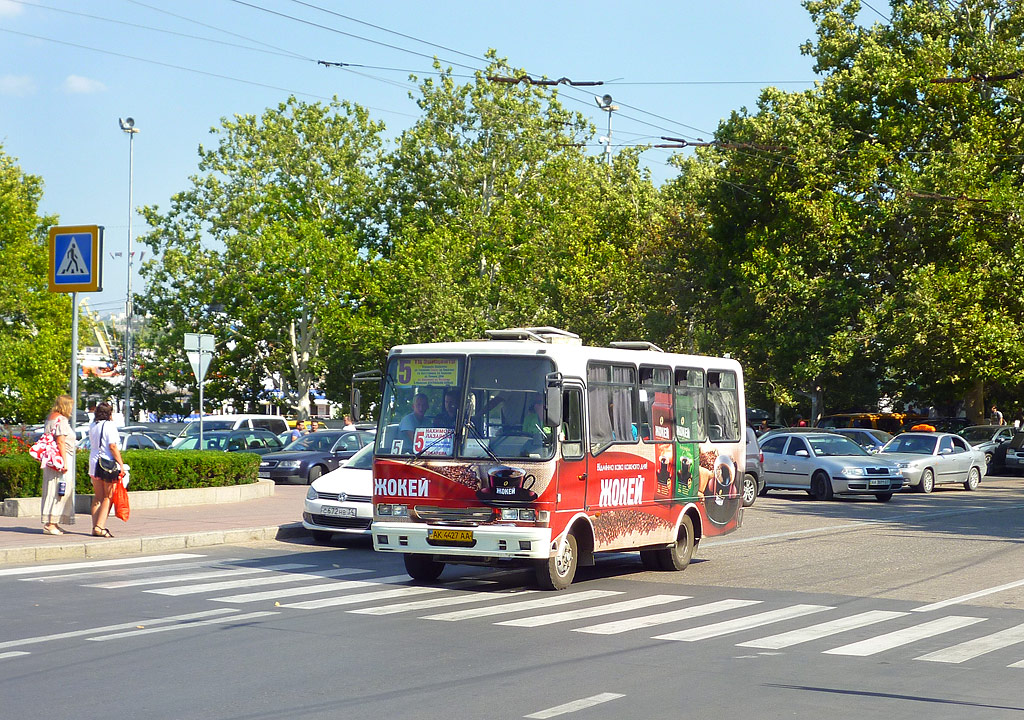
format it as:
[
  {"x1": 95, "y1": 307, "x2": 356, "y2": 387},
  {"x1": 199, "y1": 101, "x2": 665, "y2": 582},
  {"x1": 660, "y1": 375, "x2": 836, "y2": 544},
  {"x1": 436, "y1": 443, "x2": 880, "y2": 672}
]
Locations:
[
  {"x1": 574, "y1": 599, "x2": 760, "y2": 635},
  {"x1": 654, "y1": 604, "x2": 831, "y2": 642},
  {"x1": 738, "y1": 610, "x2": 908, "y2": 649},
  {"x1": 917, "y1": 622, "x2": 1024, "y2": 663},
  {"x1": 422, "y1": 590, "x2": 622, "y2": 622},
  {"x1": 498, "y1": 595, "x2": 691, "y2": 628},
  {"x1": 0, "y1": 553, "x2": 203, "y2": 577},
  {"x1": 144, "y1": 565, "x2": 352, "y2": 595},
  {"x1": 19, "y1": 558, "x2": 244, "y2": 582},
  {"x1": 88, "y1": 611, "x2": 277, "y2": 641},
  {"x1": 0, "y1": 609, "x2": 237, "y2": 650},
  {"x1": 824, "y1": 616, "x2": 985, "y2": 656},
  {"x1": 913, "y1": 578, "x2": 1024, "y2": 612},
  {"x1": 87, "y1": 563, "x2": 313, "y2": 589},
  {"x1": 1008, "y1": 659, "x2": 1024, "y2": 668},
  {"x1": 349, "y1": 589, "x2": 538, "y2": 615},
  {"x1": 283, "y1": 585, "x2": 443, "y2": 609},
  {"x1": 212, "y1": 573, "x2": 401, "y2": 603},
  {"x1": 0, "y1": 652, "x2": 30, "y2": 660},
  {"x1": 525, "y1": 693, "x2": 625, "y2": 719}
]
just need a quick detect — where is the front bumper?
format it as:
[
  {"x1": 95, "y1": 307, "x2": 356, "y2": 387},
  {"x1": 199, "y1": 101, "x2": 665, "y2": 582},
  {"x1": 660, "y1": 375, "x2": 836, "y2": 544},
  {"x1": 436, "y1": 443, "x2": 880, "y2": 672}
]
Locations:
[
  {"x1": 831, "y1": 475, "x2": 905, "y2": 494},
  {"x1": 302, "y1": 499, "x2": 372, "y2": 534},
  {"x1": 372, "y1": 521, "x2": 553, "y2": 561},
  {"x1": 259, "y1": 467, "x2": 307, "y2": 484}
]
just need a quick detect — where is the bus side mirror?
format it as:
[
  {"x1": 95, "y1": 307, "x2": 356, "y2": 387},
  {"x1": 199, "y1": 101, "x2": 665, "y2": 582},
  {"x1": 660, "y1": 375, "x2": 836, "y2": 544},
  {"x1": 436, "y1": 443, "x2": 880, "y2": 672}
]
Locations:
[
  {"x1": 545, "y1": 372, "x2": 562, "y2": 427},
  {"x1": 352, "y1": 389, "x2": 362, "y2": 422}
]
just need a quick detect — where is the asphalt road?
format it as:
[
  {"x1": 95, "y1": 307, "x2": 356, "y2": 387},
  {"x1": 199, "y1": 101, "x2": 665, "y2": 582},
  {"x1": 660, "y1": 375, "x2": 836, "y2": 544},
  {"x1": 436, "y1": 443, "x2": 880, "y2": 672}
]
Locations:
[{"x1": 3, "y1": 473, "x2": 1024, "y2": 720}]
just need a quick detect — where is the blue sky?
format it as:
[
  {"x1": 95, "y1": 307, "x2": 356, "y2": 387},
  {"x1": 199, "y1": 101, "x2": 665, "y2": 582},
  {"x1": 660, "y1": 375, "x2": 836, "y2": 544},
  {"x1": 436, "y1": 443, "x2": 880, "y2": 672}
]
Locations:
[{"x1": 0, "y1": 0, "x2": 839, "y2": 315}]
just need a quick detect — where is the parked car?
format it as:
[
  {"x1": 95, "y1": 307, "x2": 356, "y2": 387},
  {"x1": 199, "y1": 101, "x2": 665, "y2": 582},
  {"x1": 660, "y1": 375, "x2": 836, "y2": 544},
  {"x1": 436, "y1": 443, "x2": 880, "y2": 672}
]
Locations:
[
  {"x1": 742, "y1": 426, "x2": 764, "y2": 507},
  {"x1": 817, "y1": 412, "x2": 915, "y2": 434},
  {"x1": 958, "y1": 425, "x2": 1016, "y2": 472},
  {"x1": 1003, "y1": 432, "x2": 1024, "y2": 474},
  {"x1": 302, "y1": 443, "x2": 374, "y2": 541},
  {"x1": 178, "y1": 414, "x2": 289, "y2": 437},
  {"x1": 877, "y1": 432, "x2": 987, "y2": 492},
  {"x1": 759, "y1": 431, "x2": 904, "y2": 501},
  {"x1": 757, "y1": 426, "x2": 826, "y2": 443},
  {"x1": 78, "y1": 428, "x2": 162, "y2": 451},
  {"x1": 120, "y1": 425, "x2": 176, "y2": 448},
  {"x1": 258, "y1": 430, "x2": 373, "y2": 484},
  {"x1": 830, "y1": 427, "x2": 892, "y2": 454},
  {"x1": 169, "y1": 429, "x2": 285, "y2": 455}
]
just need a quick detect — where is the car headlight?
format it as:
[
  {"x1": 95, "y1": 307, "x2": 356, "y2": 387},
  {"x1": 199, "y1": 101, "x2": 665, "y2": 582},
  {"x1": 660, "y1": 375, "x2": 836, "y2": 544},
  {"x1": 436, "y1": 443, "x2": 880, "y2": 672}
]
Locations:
[
  {"x1": 305, "y1": 486, "x2": 317, "y2": 501},
  {"x1": 278, "y1": 460, "x2": 302, "y2": 469},
  {"x1": 896, "y1": 462, "x2": 910, "y2": 469},
  {"x1": 840, "y1": 467, "x2": 865, "y2": 477}
]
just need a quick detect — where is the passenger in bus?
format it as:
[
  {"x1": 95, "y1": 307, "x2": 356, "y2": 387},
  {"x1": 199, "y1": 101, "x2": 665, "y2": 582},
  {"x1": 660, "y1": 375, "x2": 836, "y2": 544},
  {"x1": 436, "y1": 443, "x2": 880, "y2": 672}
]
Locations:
[
  {"x1": 433, "y1": 388, "x2": 460, "y2": 429},
  {"x1": 399, "y1": 393, "x2": 432, "y2": 445}
]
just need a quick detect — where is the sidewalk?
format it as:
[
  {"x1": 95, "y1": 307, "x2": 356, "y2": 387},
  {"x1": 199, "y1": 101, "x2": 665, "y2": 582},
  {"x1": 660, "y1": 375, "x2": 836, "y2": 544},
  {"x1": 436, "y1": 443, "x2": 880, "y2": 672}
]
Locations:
[{"x1": 0, "y1": 485, "x2": 309, "y2": 565}]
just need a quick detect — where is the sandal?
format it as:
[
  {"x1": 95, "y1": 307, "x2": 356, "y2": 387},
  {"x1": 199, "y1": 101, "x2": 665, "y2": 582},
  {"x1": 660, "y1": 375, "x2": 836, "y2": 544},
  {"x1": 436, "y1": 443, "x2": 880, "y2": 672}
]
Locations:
[
  {"x1": 43, "y1": 526, "x2": 64, "y2": 535},
  {"x1": 92, "y1": 527, "x2": 114, "y2": 538}
]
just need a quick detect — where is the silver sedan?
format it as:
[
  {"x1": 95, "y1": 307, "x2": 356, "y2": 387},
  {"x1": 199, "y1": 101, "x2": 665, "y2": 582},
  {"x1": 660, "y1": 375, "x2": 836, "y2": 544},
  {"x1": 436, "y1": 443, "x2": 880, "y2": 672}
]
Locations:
[{"x1": 876, "y1": 432, "x2": 987, "y2": 493}]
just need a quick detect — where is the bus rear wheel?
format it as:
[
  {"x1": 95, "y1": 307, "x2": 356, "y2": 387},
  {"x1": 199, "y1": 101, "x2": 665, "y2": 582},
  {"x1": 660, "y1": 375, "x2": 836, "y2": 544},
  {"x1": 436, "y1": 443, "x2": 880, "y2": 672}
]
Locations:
[
  {"x1": 403, "y1": 553, "x2": 444, "y2": 582},
  {"x1": 536, "y1": 533, "x2": 577, "y2": 590},
  {"x1": 655, "y1": 515, "x2": 695, "y2": 571}
]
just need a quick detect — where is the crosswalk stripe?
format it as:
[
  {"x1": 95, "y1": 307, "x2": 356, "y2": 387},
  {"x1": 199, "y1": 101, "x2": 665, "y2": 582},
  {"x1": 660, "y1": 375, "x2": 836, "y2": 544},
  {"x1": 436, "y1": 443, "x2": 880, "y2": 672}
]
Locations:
[
  {"x1": 0, "y1": 609, "x2": 237, "y2": 650},
  {"x1": 824, "y1": 616, "x2": 985, "y2": 656},
  {"x1": 213, "y1": 574, "x2": 408, "y2": 603},
  {"x1": 573, "y1": 599, "x2": 760, "y2": 636},
  {"x1": 0, "y1": 554, "x2": 203, "y2": 577},
  {"x1": 525, "y1": 692, "x2": 625, "y2": 719},
  {"x1": 145, "y1": 566, "x2": 364, "y2": 596},
  {"x1": 737, "y1": 610, "x2": 908, "y2": 649},
  {"x1": 497, "y1": 594, "x2": 691, "y2": 628},
  {"x1": 87, "y1": 562, "x2": 314, "y2": 589},
  {"x1": 88, "y1": 612, "x2": 277, "y2": 641},
  {"x1": 1008, "y1": 658, "x2": 1024, "y2": 668},
  {"x1": 20, "y1": 558, "x2": 245, "y2": 582},
  {"x1": 653, "y1": 604, "x2": 832, "y2": 642},
  {"x1": 349, "y1": 588, "x2": 538, "y2": 615},
  {"x1": 283, "y1": 585, "x2": 444, "y2": 609},
  {"x1": 0, "y1": 652, "x2": 31, "y2": 660},
  {"x1": 422, "y1": 590, "x2": 622, "y2": 621},
  {"x1": 916, "y1": 622, "x2": 1024, "y2": 663}
]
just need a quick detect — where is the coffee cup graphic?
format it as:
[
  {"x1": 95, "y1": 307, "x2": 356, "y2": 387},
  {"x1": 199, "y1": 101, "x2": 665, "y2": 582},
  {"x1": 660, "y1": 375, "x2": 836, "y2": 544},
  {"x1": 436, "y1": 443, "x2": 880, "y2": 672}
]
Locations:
[
  {"x1": 706, "y1": 454, "x2": 740, "y2": 525},
  {"x1": 477, "y1": 465, "x2": 537, "y2": 503}
]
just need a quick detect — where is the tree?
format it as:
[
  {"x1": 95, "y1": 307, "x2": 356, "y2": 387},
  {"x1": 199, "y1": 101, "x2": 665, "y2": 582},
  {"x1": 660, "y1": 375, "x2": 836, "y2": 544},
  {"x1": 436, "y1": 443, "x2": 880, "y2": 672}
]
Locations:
[
  {"x1": 0, "y1": 145, "x2": 68, "y2": 422},
  {"x1": 138, "y1": 97, "x2": 385, "y2": 420}
]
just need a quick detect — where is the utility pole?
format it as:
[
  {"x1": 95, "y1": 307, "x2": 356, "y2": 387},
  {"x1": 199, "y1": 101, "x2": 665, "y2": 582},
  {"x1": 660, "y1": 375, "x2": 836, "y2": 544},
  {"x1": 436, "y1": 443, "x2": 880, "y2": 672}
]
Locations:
[{"x1": 119, "y1": 117, "x2": 139, "y2": 421}]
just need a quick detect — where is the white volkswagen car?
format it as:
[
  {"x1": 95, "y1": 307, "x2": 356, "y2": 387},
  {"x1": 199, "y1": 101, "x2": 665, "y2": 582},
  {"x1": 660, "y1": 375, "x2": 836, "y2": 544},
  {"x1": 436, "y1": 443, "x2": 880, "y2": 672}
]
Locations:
[{"x1": 302, "y1": 442, "x2": 373, "y2": 541}]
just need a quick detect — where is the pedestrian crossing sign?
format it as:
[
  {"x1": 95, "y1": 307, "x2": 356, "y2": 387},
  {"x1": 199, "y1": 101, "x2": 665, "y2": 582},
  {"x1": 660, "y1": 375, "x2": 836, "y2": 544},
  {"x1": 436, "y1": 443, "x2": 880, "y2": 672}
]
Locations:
[{"x1": 48, "y1": 225, "x2": 103, "y2": 292}]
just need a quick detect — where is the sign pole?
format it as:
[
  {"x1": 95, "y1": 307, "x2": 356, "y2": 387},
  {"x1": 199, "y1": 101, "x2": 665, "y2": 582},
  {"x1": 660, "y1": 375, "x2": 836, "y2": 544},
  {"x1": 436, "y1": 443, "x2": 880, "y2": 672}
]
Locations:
[
  {"x1": 70, "y1": 292, "x2": 79, "y2": 436},
  {"x1": 199, "y1": 372, "x2": 204, "y2": 449}
]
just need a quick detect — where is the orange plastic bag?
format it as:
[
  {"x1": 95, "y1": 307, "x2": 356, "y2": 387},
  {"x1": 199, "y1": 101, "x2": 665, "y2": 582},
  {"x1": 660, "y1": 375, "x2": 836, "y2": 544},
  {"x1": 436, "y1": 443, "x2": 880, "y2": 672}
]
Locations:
[{"x1": 112, "y1": 480, "x2": 130, "y2": 522}]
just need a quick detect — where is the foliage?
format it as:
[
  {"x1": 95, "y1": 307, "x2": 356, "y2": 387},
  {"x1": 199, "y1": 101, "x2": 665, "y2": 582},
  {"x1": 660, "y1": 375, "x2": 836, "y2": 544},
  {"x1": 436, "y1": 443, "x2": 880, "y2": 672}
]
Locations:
[{"x1": 0, "y1": 145, "x2": 69, "y2": 422}]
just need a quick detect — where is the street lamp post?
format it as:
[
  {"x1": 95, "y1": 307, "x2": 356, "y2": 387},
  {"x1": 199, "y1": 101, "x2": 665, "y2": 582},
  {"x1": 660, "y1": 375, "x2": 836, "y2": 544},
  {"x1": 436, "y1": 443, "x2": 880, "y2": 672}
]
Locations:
[
  {"x1": 119, "y1": 117, "x2": 139, "y2": 421},
  {"x1": 595, "y1": 94, "x2": 619, "y2": 166}
]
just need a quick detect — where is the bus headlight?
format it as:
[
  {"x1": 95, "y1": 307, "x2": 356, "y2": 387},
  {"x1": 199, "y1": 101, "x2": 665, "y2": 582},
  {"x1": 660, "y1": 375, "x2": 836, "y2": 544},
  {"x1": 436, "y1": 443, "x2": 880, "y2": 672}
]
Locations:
[
  {"x1": 499, "y1": 508, "x2": 538, "y2": 521},
  {"x1": 376, "y1": 503, "x2": 409, "y2": 517}
]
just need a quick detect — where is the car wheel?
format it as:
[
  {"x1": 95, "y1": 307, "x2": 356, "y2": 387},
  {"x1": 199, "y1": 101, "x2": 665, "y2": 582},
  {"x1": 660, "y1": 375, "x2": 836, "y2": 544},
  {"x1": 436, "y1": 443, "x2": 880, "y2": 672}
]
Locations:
[
  {"x1": 307, "y1": 466, "x2": 323, "y2": 485},
  {"x1": 536, "y1": 532, "x2": 578, "y2": 590},
  {"x1": 742, "y1": 473, "x2": 758, "y2": 507},
  {"x1": 984, "y1": 452, "x2": 993, "y2": 469},
  {"x1": 653, "y1": 514, "x2": 695, "y2": 571},
  {"x1": 403, "y1": 553, "x2": 445, "y2": 582},
  {"x1": 963, "y1": 466, "x2": 981, "y2": 491},
  {"x1": 811, "y1": 471, "x2": 834, "y2": 501},
  {"x1": 874, "y1": 492, "x2": 893, "y2": 502},
  {"x1": 310, "y1": 530, "x2": 333, "y2": 543},
  {"x1": 919, "y1": 468, "x2": 934, "y2": 493}
]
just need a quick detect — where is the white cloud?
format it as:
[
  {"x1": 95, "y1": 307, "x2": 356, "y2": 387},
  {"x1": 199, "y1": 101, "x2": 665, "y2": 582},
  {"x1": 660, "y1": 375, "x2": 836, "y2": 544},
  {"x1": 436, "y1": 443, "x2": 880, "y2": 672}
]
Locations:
[
  {"x1": 0, "y1": 75, "x2": 34, "y2": 96},
  {"x1": 0, "y1": 1, "x2": 23, "y2": 17},
  {"x1": 63, "y1": 75, "x2": 107, "y2": 94}
]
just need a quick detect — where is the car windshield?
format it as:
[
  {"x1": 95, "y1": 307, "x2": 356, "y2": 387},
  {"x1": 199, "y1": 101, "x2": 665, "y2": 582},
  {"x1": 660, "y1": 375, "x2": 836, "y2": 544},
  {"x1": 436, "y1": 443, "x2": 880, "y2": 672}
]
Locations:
[
  {"x1": 181, "y1": 420, "x2": 234, "y2": 435},
  {"x1": 345, "y1": 443, "x2": 374, "y2": 469},
  {"x1": 808, "y1": 435, "x2": 868, "y2": 457},
  {"x1": 867, "y1": 429, "x2": 893, "y2": 443},
  {"x1": 171, "y1": 433, "x2": 230, "y2": 450},
  {"x1": 285, "y1": 432, "x2": 344, "y2": 452},
  {"x1": 376, "y1": 354, "x2": 556, "y2": 460},
  {"x1": 960, "y1": 427, "x2": 996, "y2": 443},
  {"x1": 881, "y1": 435, "x2": 937, "y2": 455}
]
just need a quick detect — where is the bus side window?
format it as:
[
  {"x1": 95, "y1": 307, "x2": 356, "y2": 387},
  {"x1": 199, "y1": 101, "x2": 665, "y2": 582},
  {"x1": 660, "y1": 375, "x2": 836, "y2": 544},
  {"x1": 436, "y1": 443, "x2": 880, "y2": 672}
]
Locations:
[
  {"x1": 561, "y1": 388, "x2": 584, "y2": 460},
  {"x1": 706, "y1": 370, "x2": 740, "y2": 442}
]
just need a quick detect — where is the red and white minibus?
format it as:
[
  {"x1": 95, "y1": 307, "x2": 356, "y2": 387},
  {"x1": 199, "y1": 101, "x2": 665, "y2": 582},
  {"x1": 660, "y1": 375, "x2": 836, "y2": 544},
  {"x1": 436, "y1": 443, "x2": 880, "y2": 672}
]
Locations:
[{"x1": 372, "y1": 327, "x2": 745, "y2": 589}]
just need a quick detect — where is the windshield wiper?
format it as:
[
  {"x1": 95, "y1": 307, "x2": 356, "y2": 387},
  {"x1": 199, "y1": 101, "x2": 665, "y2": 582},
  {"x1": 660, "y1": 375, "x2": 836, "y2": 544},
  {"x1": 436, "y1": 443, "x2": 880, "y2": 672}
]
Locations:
[{"x1": 464, "y1": 418, "x2": 503, "y2": 466}]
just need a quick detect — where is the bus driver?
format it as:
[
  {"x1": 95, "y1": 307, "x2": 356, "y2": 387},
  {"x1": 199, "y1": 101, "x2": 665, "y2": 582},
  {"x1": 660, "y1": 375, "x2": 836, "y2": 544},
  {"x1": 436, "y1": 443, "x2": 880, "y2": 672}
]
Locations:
[{"x1": 399, "y1": 393, "x2": 432, "y2": 448}]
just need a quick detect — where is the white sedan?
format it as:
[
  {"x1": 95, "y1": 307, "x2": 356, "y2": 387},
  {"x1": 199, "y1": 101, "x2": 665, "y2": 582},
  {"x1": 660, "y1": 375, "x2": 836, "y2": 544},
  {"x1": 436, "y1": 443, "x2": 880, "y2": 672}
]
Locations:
[{"x1": 302, "y1": 443, "x2": 373, "y2": 541}]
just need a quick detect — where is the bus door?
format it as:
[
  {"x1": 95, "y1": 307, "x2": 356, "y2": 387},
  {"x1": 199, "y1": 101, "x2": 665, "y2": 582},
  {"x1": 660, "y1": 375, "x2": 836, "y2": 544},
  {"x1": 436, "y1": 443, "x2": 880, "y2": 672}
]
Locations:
[{"x1": 556, "y1": 380, "x2": 588, "y2": 512}]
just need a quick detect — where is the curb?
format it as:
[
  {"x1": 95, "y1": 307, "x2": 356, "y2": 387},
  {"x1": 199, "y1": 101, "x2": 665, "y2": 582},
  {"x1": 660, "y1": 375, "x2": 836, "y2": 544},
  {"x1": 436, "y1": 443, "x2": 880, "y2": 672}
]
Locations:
[{"x1": 0, "y1": 522, "x2": 307, "y2": 566}]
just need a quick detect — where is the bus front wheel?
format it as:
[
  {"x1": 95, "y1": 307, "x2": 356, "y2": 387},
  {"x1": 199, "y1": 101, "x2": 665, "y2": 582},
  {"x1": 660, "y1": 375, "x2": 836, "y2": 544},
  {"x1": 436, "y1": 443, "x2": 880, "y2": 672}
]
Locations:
[
  {"x1": 536, "y1": 533, "x2": 578, "y2": 590},
  {"x1": 655, "y1": 514, "x2": 695, "y2": 571},
  {"x1": 403, "y1": 553, "x2": 445, "y2": 582}
]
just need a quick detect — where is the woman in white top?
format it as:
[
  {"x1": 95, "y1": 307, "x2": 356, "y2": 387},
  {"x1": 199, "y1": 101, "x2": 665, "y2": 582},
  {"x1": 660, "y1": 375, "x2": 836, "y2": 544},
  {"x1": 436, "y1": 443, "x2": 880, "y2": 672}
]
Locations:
[
  {"x1": 41, "y1": 394, "x2": 76, "y2": 534},
  {"x1": 88, "y1": 402, "x2": 123, "y2": 537}
]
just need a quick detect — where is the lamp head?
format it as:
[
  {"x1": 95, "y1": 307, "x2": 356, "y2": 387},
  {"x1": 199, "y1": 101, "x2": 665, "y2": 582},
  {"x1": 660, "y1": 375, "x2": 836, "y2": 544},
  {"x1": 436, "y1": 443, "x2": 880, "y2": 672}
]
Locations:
[{"x1": 119, "y1": 117, "x2": 139, "y2": 133}]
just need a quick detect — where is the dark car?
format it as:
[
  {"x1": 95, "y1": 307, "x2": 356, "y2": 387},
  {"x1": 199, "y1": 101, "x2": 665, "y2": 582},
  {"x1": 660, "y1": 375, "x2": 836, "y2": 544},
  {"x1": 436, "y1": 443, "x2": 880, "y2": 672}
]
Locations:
[
  {"x1": 169, "y1": 429, "x2": 285, "y2": 455},
  {"x1": 258, "y1": 430, "x2": 373, "y2": 484},
  {"x1": 830, "y1": 427, "x2": 893, "y2": 454},
  {"x1": 959, "y1": 425, "x2": 1017, "y2": 472},
  {"x1": 120, "y1": 425, "x2": 176, "y2": 448}
]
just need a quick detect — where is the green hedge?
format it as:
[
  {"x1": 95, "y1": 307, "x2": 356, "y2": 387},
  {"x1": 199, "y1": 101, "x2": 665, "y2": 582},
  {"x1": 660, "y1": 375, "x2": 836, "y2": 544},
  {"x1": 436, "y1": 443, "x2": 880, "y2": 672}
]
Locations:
[{"x1": 0, "y1": 451, "x2": 260, "y2": 499}]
